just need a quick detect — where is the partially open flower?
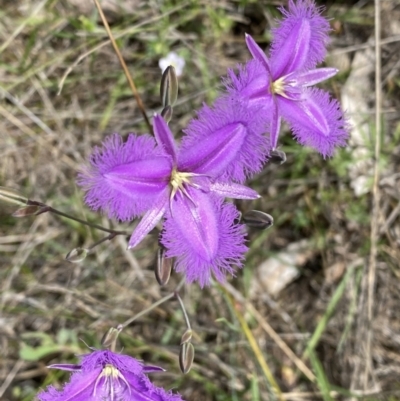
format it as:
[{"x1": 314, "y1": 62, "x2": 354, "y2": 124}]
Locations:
[{"x1": 37, "y1": 349, "x2": 183, "y2": 401}]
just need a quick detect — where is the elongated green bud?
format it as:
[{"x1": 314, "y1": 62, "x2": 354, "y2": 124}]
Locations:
[
  {"x1": 12, "y1": 205, "x2": 48, "y2": 217},
  {"x1": 101, "y1": 326, "x2": 122, "y2": 350},
  {"x1": 179, "y1": 342, "x2": 194, "y2": 374},
  {"x1": 155, "y1": 247, "x2": 173, "y2": 286},
  {"x1": 180, "y1": 329, "x2": 193, "y2": 345},
  {"x1": 161, "y1": 105, "x2": 173, "y2": 123},
  {"x1": 242, "y1": 210, "x2": 274, "y2": 230},
  {"x1": 160, "y1": 65, "x2": 178, "y2": 107},
  {"x1": 66, "y1": 247, "x2": 88, "y2": 263}
]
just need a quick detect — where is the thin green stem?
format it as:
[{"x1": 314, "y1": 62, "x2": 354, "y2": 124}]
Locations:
[
  {"x1": 175, "y1": 292, "x2": 191, "y2": 331},
  {"x1": 120, "y1": 278, "x2": 186, "y2": 329},
  {"x1": 28, "y1": 200, "x2": 128, "y2": 235},
  {"x1": 120, "y1": 292, "x2": 175, "y2": 329},
  {"x1": 87, "y1": 232, "x2": 119, "y2": 251}
]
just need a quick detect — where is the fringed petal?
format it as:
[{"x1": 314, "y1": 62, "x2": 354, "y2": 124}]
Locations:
[
  {"x1": 279, "y1": 88, "x2": 349, "y2": 157},
  {"x1": 270, "y1": 0, "x2": 331, "y2": 73},
  {"x1": 181, "y1": 97, "x2": 270, "y2": 183},
  {"x1": 270, "y1": 16, "x2": 311, "y2": 78},
  {"x1": 178, "y1": 122, "x2": 247, "y2": 176},
  {"x1": 224, "y1": 59, "x2": 270, "y2": 103},
  {"x1": 77, "y1": 134, "x2": 170, "y2": 221},
  {"x1": 38, "y1": 369, "x2": 100, "y2": 401},
  {"x1": 161, "y1": 190, "x2": 247, "y2": 287}
]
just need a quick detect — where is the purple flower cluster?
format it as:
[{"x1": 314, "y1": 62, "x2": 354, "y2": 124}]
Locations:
[
  {"x1": 78, "y1": 0, "x2": 348, "y2": 286},
  {"x1": 38, "y1": 349, "x2": 183, "y2": 401}
]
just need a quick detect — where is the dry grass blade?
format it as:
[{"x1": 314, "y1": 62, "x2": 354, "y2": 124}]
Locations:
[
  {"x1": 0, "y1": 360, "x2": 25, "y2": 398},
  {"x1": 0, "y1": 105, "x2": 77, "y2": 169},
  {"x1": 0, "y1": 0, "x2": 49, "y2": 54},
  {"x1": 223, "y1": 281, "x2": 316, "y2": 383},
  {"x1": 221, "y1": 285, "x2": 284, "y2": 400},
  {"x1": 364, "y1": 0, "x2": 382, "y2": 390},
  {"x1": 92, "y1": 0, "x2": 152, "y2": 133}
]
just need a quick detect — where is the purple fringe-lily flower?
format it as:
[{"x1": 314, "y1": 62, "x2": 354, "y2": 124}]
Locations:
[
  {"x1": 37, "y1": 349, "x2": 183, "y2": 401},
  {"x1": 225, "y1": 0, "x2": 349, "y2": 157},
  {"x1": 79, "y1": 114, "x2": 260, "y2": 286}
]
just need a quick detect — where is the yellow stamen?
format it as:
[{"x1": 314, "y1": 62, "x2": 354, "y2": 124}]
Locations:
[
  {"x1": 102, "y1": 364, "x2": 120, "y2": 378},
  {"x1": 170, "y1": 168, "x2": 193, "y2": 200},
  {"x1": 270, "y1": 77, "x2": 288, "y2": 97},
  {"x1": 169, "y1": 168, "x2": 200, "y2": 212},
  {"x1": 93, "y1": 364, "x2": 130, "y2": 400}
]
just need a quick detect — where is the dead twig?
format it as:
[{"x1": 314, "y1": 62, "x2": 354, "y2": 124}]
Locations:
[{"x1": 92, "y1": 0, "x2": 152, "y2": 133}]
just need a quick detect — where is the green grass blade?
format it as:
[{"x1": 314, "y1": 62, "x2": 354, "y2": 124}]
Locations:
[{"x1": 304, "y1": 265, "x2": 354, "y2": 359}]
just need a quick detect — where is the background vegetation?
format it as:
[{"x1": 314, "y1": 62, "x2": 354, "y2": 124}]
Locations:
[{"x1": 1, "y1": 0, "x2": 400, "y2": 400}]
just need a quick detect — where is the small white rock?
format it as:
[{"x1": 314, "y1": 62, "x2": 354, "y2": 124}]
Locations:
[{"x1": 250, "y1": 240, "x2": 314, "y2": 298}]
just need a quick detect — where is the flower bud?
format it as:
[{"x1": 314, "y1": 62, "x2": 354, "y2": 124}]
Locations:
[
  {"x1": 12, "y1": 205, "x2": 48, "y2": 217},
  {"x1": 0, "y1": 186, "x2": 28, "y2": 206},
  {"x1": 242, "y1": 210, "x2": 274, "y2": 230},
  {"x1": 155, "y1": 247, "x2": 173, "y2": 286},
  {"x1": 66, "y1": 247, "x2": 88, "y2": 263},
  {"x1": 160, "y1": 65, "x2": 178, "y2": 107},
  {"x1": 179, "y1": 342, "x2": 194, "y2": 374},
  {"x1": 101, "y1": 326, "x2": 122, "y2": 349},
  {"x1": 270, "y1": 149, "x2": 286, "y2": 165},
  {"x1": 161, "y1": 105, "x2": 173, "y2": 123},
  {"x1": 180, "y1": 329, "x2": 193, "y2": 345}
]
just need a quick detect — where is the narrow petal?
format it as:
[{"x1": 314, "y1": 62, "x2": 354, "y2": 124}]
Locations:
[
  {"x1": 161, "y1": 190, "x2": 247, "y2": 287},
  {"x1": 128, "y1": 191, "x2": 168, "y2": 249},
  {"x1": 270, "y1": 17, "x2": 311, "y2": 78},
  {"x1": 271, "y1": 0, "x2": 331, "y2": 72},
  {"x1": 209, "y1": 181, "x2": 260, "y2": 200},
  {"x1": 289, "y1": 67, "x2": 338, "y2": 87},
  {"x1": 270, "y1": 98, "x2": 281, "y2": 150},
  {"x1": 181, "y1": 97, "x2": 270, "y2": 183},
  {"x1": 279, "y1": 88, "x2": 349, "y2": 157},
  {"x1": 142, "y1": 365, "x2": 165, "y2": 373},
  {"x1": 77, "y1": 134, "x2": 169, "y2": 221},
  {"x1": 47, "y1": 364, "x2": 81, "y2": 372},
  {"x1": 153, "y1": 114, "x2": 178, "y2": 163},
  {"x1": 245, "y1": 33, "x2": 271, "y2": 73}
]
